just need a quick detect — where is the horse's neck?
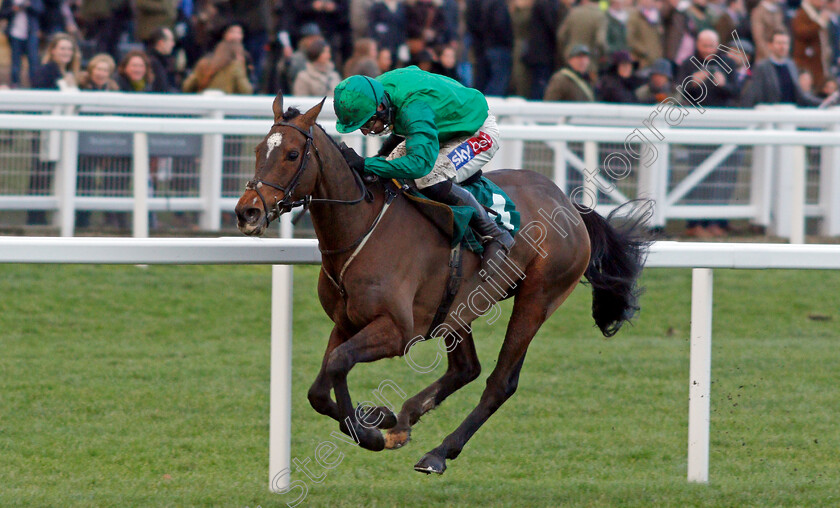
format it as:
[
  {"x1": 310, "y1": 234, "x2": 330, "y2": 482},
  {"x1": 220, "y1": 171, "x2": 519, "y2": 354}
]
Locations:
[{"x1": 308, "y1": 143, "x2": 380, "y2": 255}]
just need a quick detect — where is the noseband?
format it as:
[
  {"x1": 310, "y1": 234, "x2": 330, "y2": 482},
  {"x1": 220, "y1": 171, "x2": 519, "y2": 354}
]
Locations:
[{"x1": 245, "y1": 122, "x2": 369, "y2": 227}]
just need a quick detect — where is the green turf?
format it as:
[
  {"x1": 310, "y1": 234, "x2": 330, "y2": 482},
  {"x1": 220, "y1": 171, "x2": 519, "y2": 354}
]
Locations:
[{"x1": 0, "y1": 264, "x2": 838, "y2": 507}]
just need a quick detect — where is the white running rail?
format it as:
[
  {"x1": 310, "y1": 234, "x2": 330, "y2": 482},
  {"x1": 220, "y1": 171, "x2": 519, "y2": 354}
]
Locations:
[{"x1": 3, "y1": 91, "x2": 840, "y2": 239}]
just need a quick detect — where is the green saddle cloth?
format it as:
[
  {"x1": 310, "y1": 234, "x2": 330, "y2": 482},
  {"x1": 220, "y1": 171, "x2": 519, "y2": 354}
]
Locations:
[{"x1": 406, "y1": 177, "x2": 521, "y2": 253}]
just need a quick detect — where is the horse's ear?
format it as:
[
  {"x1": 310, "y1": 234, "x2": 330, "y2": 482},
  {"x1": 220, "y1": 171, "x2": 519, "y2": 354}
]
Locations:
[
  {"x1": 300, "y1": 97, "x2": 327, "y2": 126},
  {"x1": 272, "y1": 91, "x2": 284, "y2": 123}
]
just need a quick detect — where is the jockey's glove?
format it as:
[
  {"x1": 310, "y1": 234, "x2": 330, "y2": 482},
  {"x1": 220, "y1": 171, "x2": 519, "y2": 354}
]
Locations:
[{"x1": 339, "y1": 143, "x2": 366, "y2": 173}]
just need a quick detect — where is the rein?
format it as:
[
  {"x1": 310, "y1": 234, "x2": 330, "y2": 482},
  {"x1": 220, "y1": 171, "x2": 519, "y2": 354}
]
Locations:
[{"x1": 246, "y1": 120, "x2": 401, "y2": 293}]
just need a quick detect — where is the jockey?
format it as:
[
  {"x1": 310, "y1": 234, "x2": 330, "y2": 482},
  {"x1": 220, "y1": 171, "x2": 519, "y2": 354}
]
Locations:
[{"x1": 333, "y1": 66, "x2": 515, "y2": 269}]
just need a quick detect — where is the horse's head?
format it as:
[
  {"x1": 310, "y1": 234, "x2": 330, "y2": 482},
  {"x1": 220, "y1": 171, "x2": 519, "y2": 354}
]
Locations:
[{"x1": 235, "y1": 92, "x2": 325, "y2": 236}]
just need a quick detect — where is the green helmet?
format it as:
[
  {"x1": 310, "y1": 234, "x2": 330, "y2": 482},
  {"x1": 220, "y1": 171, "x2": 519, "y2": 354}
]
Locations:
[{"x1": 333, "y1": 76, "x2": 386, "y2": 134}]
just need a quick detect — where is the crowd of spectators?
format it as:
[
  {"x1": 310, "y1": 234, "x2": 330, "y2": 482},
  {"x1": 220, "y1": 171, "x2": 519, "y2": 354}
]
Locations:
[{"x1": 0, "y1": 0, "x2": 838, "y2": 106}]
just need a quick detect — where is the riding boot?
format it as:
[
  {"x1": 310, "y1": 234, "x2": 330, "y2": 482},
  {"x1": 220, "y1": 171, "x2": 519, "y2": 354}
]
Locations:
[{"x1": 432, "y1": 181, "x2": 515, "y2": 275}]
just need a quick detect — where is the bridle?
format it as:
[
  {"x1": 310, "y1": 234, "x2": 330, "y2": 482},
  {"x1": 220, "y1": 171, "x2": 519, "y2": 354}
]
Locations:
[
  {"x1": 244, "y1": 121, "x2": 369, "y2": 228},
  {"x1": 245, "y1": 119, "x2": 402, "y2": 295}
]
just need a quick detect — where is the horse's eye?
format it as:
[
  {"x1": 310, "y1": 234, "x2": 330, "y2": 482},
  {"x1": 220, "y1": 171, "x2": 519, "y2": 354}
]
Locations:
[{"x1": 287, "y1": 151, "x2": 299, "y2": 161}]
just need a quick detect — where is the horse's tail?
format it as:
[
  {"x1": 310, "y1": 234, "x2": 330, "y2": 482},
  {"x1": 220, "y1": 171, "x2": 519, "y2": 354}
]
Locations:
[{"x1": 573, "y1": 200, "x2": 653, "y2": 337}]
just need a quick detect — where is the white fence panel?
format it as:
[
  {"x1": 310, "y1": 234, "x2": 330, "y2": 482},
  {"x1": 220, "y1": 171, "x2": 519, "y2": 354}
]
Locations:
[
  {"x1": 3, "y1": 92, "x2": 840, "y2": 237},
  {"x1": 3, "y1": 112, "x2": 840, "y2": 238}
]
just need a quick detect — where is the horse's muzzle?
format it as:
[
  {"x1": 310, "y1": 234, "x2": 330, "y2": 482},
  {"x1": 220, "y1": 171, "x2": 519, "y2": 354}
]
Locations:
[{"x1": 235, "y1": 199, "x2": 267, "y2": 236}]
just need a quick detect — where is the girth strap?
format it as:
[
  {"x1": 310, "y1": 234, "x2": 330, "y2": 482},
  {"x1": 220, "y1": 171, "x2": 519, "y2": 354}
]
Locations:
[{"x1": 424, "y1": 242, "x2": 464, "y2": 340}]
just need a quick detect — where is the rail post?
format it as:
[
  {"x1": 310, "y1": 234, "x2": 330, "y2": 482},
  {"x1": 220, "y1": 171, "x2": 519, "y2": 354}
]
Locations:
[
  {"x1": 269, "y1": 214, "x2": 294, "y2": 492},
  {"x1": 687, "y1": 268, "x2": 713, "y2": 483},
  {"x1": 791, "y1": 145, "x2": 806, "y2": 244},
  {"x1": 56, "y1": 103, "x2": 79, "y2": 237},
  {"x1": 771, "y1": 109, "x2": 797, "y2": 238},
  {"x1": 199, "y1": 103, "x2": 224, "y2": 230},
  {"x1": 750, "y1": 121, "x2": 774, "y2": 229},
  {"x1": 132, "y1": 133, "x2": 150, "y2": 238},
  {"x1": 819, "y1": 121, "x2": 840, "y2": 235}
]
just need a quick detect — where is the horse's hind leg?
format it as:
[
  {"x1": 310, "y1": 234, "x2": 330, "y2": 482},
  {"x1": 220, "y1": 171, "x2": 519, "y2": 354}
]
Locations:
[
  {"x1": 414, "y1": 282, "x2": 575, "y2": 474},
  {"x1": 384, "y1": 328, "x2": 481, "y2": 449},
  {"x1": 413, "y1": 343, "x2": 528, "y2": 474}
]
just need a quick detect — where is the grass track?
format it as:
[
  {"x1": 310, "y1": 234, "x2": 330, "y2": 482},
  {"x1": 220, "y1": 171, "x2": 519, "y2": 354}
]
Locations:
[{"x1": 1, "y1": 264, "x2": 838, "y2": 507}]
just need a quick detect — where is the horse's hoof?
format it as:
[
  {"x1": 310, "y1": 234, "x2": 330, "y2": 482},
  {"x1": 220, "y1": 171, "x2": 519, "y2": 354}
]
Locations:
[
  {"x1": 339, "y1": 419, "x2": 385, "y2": 452},
  {"x1": 360, "y1": 431, "x2": 385, "y2": 452},
  {"x1": 384, "y1": 428, "x2": 410, "y2": 449},
  {"x1": 414, "y1": 453, "x2": 446, "y2": 475},
  {"x1": 356, "y1": 424, "x2": 385, "y2": 451}
]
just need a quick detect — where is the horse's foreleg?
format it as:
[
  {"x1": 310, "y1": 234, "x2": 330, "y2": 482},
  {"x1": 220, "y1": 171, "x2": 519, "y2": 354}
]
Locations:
[
  {"x1": 326, "y1": 316, "x2": 405, "y2": 452},
  {"x1": 384, "y1": 328, "x2": 481, "y2": 450},
  {"x1": 307, "y1": 326, "x2": 346, "y2": 421}
]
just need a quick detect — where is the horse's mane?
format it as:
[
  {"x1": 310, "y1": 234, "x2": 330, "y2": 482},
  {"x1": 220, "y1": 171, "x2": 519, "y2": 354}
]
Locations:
[
  {"x1": 283, "y1": 106, "x2": 340, "y2": 151},
  {"x1": 282, "y1": 107, "x2": 302, "y2": 120}
]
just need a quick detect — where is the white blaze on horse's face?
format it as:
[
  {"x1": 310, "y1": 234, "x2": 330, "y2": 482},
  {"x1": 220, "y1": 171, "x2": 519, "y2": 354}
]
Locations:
[{"x1": 266, "y1": 133, "x2": 283, "y2": 159}]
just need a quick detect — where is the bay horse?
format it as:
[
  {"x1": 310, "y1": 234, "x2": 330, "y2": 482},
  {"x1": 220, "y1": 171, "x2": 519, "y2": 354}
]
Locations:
[{"x1": 235, "y1": 93, "x2": 650, "y2": 475}]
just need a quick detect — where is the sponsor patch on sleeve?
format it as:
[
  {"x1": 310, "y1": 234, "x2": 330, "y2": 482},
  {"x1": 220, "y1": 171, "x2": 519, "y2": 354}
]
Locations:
[{"x1": 446, "y1": 132, "x2": 493, "y2": 170}]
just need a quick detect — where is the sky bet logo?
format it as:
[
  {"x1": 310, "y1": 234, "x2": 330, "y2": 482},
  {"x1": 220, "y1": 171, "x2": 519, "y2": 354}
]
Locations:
[{"x1": 447, "y1": 131, "x2": 493, "y2": 169}]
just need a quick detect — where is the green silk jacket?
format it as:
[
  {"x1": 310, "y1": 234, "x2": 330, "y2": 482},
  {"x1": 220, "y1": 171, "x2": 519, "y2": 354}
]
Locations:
[{"x1": 363, "y1": 66, "x2": 489, "y2": 180}]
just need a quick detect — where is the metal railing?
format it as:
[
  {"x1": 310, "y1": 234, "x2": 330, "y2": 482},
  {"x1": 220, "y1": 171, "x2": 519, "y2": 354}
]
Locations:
[{"x1": 2, "y1": 91, "x2": 839, "y2": 239}]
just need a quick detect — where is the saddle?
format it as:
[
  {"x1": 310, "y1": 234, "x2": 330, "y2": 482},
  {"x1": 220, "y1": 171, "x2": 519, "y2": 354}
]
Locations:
[
  {"x1": 402, "y1": 192, "x2": 460, "y2": 242},
  {"x1": 401, "y1": 175, "x2": 521, "y2": 253}
]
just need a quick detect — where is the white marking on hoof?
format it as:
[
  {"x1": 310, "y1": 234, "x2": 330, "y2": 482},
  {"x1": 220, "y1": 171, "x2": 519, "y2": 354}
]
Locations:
[{"x1": 384, "y1": 429, "x2": 410, "y2": 449}]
